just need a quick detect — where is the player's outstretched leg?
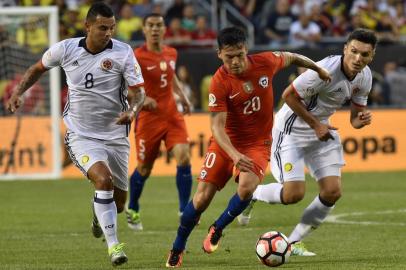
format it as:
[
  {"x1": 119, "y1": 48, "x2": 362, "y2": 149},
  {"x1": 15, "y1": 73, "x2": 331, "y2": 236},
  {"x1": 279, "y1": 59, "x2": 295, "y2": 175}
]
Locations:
[
  {"x1": 176, "y1": 165, "x2": 192, "y2": 215},
  {"x1": 289, "y1": 195, "x2": 335, "y2": 256},
  {"x1": 203, "y1": 193, "x2": 251, "y2": 253},
  {"x1": 127, "y1": 169, "x2": 147, "y2": 230},
  {"x1": 166, "y1": 201, "x2": 201, "y2": 267},
  {"x1": 94, "y1": 190, "x2": 127, "y2": 265},
  {"x1": 237, "y1": 183, "x2": 283, "y2": 226}
]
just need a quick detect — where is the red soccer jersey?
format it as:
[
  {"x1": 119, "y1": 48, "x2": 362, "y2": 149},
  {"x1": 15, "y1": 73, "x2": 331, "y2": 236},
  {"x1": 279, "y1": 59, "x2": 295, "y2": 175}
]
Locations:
[
  {"x1": 208, "y1": 52, "x2": 284, "y2": 147},
  {"x1": 134, "y1": 45, "x2": 180, "y2": 123}
]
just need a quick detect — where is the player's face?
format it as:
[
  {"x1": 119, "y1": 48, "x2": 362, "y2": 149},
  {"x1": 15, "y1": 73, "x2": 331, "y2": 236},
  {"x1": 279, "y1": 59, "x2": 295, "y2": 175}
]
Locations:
[
  {"x1": 343, "y1": 40, "x2": 375, "y2": 77},
  {"x1": 86, "y1": 15, "x2": 116, "y2": 49},
  {"x1": 218, "y1": 44, "x2": 249, "y2": 75},
  {"x1": 143, "y1": 16, "x2": 165, "y2": 44}
]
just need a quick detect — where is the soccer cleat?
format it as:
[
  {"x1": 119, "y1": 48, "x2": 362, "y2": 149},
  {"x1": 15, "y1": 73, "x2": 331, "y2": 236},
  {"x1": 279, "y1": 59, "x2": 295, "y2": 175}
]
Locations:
[
  {"x1": 108, "y1": 243, "x2": 128, "y2": 266},
  {"x1": 237, "y1": 199, "x2": 256, "y2": 226},
  {"x1": 126, "y1": 209, "x2": 143, "y2": 231},
  {"x1": 291, "y1": 241, "x2": 316, "y2": 256},
  {"x1": 202, "y1": 224, "x2": 223, "y2": 253},
  {"x1": 165, "y1": 249, "x2": 183, "y2": 268}
]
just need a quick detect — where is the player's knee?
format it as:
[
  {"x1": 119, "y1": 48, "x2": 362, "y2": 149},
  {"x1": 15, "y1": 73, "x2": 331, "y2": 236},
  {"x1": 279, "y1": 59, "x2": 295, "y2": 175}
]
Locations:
[
  {"x1": 282, "y1": 191, "x2": 305, "y2": 204},
  {"x1": 321, "y1": 188, "x2": 342, "y2": 203},
  {"x1": 94, "y1": 175, "x2": 114, "y2": 190},
  {"x1": 237, "y1": 185, "x2": 255, "y2": 201},
  {"x1": 177, "y1": 153, "x2": 190, "y2": 167},
  {"x1": 137, "y1": 166, "x2": 152, "y2": 178}
]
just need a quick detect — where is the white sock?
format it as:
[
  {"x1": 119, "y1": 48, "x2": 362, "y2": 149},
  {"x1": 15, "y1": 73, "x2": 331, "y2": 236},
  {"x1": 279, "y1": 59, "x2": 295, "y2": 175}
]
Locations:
[
  {"x1": 93, "y1": 190, "x2": 119, "y2": 249},
  {"x1": 289, "y1": 195, "x2": 334, "y2": 243},
  {"x1": 252, "y1": 183, "x2": 283, "y2": 204}
]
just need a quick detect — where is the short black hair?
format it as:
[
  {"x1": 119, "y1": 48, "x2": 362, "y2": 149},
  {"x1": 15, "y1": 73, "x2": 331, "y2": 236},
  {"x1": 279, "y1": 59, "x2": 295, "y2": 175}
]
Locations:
[
  {"x1": 347, "y1": 28, "x2": 378, "y2": 49},
  {"x1": 86, "y1": 2, "x2": 114, "y2": 22},
  {"x1": 142, "y1": 13, "x2": 163, "y2": 25},
  {"x1": 217, "y1": 27, "x2": 247, "y2": 49}
]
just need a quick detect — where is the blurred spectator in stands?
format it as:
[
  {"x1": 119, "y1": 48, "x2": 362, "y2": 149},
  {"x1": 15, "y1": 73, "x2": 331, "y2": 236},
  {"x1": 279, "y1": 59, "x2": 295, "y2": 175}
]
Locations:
[
  {"x1": 264, "y1": 0, "x2": 295, "y2": 48},
  {"x1": 3, "y1": 74, "x2": 45, "y2": 115},
  {"x1": 199, "y1": 74, "x2": 212, "y2": 111},
  {"x1": 309, "y1": 2, "x2": 333, "y2": 35},
  {"x1": 78, "y1": 0, "x2": 92, "y2": 22},
  {"x1": 175, "y1": 65, "x2": 197, "y2": 112},
  {"x1": 384, "y1": 61, "x2": 406, "y2": 106},
  {"x1": 164, "y1": 17, "x2": 191, "y2": 48},
  {"x1": 357, "y1": 0, "x2": 380, "y2": 30},
  {"x1": 394, "y1": 1, "x2": 406, "y2": 36},
  {"x1": 16, "y1": 16, "x2": 48, "y2": 54},
  {"x1": 332, "y1": 12, "x2": 351, "y2": 37},
  {"x1": 191, "y1": 15, "x2": 216, "y2": 47},
  {"x1": 165, "y1": 0, "x2": 185, "y2": 25},
  {"x1": 347, "y1": 13, "x2": 366, "y2": 32},
  {"x1": 62, "y1": 8, "x2": 85, "y2": 38},
  {"x1": 288, "y1": 13, "x2": 321, "y2": 48},
  {"x1": 21, "y1": 0, "x2": 52, "y2": 6},
  {"x1": 181, "y1": 4, "x2": 196, "y2": 32},
  {"x1": 0, "y1": 0, "x2": 16, "y2": 6},
  {"x1": 117, "y1": 3, "x2": 143, "y2": 42},
  {"x1": 375, "y1": 10, "x2": 399, "y2": 45},
  {"x1": 227, "y1": 0, "x2": 256, "y2": 21},
  {"x1": 133, "y1": 0, "x2": 155, "y2": 18},
  {"x1": 367, "y1": 71, "x2": 386, "y2": 106}
]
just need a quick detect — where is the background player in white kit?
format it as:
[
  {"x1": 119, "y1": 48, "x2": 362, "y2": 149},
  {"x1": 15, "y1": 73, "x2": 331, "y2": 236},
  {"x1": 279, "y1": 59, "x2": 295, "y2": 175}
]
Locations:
[
  {"x1": 6, "y1": 2, "x2": 145, "y2": 266},
  {"x1": 238, "y1": 29, "x2": 377, "y2": 256}
]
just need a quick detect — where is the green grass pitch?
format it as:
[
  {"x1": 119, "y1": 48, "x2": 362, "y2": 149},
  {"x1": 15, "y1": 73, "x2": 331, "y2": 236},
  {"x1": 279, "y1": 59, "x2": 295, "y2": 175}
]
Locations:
[{"x1": 1, "y1": 171, "x2": 405, "y2": 269}]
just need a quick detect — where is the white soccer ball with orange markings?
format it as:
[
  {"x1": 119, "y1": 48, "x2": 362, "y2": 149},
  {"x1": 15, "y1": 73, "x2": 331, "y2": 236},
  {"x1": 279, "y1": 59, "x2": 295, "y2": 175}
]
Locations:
[{"x1": 255, "y1": 231, "x2": 291, "y2": 267}]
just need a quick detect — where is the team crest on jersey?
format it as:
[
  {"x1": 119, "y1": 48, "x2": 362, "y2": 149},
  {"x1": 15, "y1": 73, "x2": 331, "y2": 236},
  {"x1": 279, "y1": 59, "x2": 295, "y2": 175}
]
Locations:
[
  {"x1": 258, "y1": 76, "x2": 269, "y2": 88},
  {"x1": 101, "y1": 58, "x2": 113, "y2": 71},
  {"x1": 169, "y1": 60, "x2": 176, "y2": 70},
  {"x1": 160, "y1": 61, "x2": 167, "y2": 71},
  {"x1": 243, "y1": 81, "x2": 254, "y2": 94},
  {"x1": 208, "y1": 93, "x2": 217, "y2": 107},
  {"x1": 352, "y1": 87, "x2": 360, "y2": 95}
]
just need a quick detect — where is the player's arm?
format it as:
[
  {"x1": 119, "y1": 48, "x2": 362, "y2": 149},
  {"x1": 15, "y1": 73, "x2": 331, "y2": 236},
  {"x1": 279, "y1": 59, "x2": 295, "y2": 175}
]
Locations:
[
  {"x1": 6, "y1": 61, "x2": 47, "y2": 113},
  {"x1": 116, "y1": 85, "x2": 145, "y2": 125},
  {"x1": 172, "y1": 74, "x2": 192, "y2": 114},
  {"x1": 350, "y1": 103, "x2": 371, "y2": 129},
  {"x1": 279, "y1": 52, "x2": 331, "y2": 82},
  {"x1": 210, "y1": 112, "x2": 253, "y2": 172},
  {"x1": 282, "y1": 84, "x2": 337, "y2": 141}
]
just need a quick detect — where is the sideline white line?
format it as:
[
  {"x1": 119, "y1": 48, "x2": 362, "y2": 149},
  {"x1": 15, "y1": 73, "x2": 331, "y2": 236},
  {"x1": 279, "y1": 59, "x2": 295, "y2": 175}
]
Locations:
[{"x1": 325, "y1": 209, "x2": 406, "y2": 226}]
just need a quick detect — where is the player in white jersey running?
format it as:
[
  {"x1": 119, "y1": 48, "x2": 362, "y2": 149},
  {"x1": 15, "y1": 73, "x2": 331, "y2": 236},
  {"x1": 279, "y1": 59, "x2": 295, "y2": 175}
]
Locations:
[
  {"x1": 6, "y1": 2, "x2": 145, "y2": 266},
  {"x1": 237, "y1": 29, "x2": 377, "y2": 256}
]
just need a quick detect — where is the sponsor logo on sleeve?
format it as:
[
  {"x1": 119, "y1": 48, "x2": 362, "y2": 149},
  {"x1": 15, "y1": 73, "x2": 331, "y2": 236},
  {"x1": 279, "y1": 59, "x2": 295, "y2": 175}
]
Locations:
[{"x1": 208, "y1": 93, "x2": 217, "y2": 107}]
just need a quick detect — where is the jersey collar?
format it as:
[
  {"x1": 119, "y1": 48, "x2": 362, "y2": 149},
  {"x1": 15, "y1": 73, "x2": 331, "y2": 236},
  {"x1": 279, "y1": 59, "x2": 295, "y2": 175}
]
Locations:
[{"x1": 79, "y1": 38, "x2": 113, "y2": 55}]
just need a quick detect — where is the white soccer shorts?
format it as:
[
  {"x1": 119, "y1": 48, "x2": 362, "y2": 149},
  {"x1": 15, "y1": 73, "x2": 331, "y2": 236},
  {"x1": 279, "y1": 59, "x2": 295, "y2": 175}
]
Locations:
[
  {"x1": 64, "y1": 130, "x2": 130, "y2": 191},
  {"x1": 270, "y1": 129, "x2": 345, "y2": 183}
]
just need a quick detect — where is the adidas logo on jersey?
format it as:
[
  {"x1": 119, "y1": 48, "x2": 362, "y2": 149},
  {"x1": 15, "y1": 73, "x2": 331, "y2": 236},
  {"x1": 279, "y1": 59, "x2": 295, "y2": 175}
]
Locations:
[{"x1": 72, "y1": 60, "x2": 79, "y2": 66}]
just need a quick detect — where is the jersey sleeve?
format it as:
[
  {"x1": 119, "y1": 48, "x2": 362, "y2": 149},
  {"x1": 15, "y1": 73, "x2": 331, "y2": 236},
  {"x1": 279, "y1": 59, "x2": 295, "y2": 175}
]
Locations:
[
  {"x1": 41, "y1": 40, "x2": 65, "y2": 69},
  {"x1": 351, "y1": 67, "x2": 372, "y2": 106},
  {"x1": 124, "y1": 46, "x2": 144, "y2": 87},
  {"x1": 264, "y1": 51, "x2": 285, "y2": 75},
  {"x1": 208, "y1": 73, "x2": 228, "y2": 112},
  {"x1": 292, "y1": 68, "x2": 326, "y2": 99}
]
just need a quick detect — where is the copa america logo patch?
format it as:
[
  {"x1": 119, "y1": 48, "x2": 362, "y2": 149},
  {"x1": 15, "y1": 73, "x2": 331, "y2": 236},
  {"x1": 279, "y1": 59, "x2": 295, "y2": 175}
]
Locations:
[
  {"x1": 258, "y1": 76, "x2": 269, "y2": 88},
  {"x1": 101, "y1": 58, "x2": 113, "y2": 71}
]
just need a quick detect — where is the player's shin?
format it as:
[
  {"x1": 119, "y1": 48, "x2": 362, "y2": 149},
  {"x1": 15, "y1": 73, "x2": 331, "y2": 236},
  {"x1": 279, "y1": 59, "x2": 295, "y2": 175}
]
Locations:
[
  {"x1": 176, "y1": 165, "x2": 192, "y2": 213},
  {"x1": 173, "y1": 201, "x2": 201, "y2": 251},
  {"x1": 128, "y1": 169, "x2": 148, "y2": 211},
  {"x1": 288, "y1": 194, "x2": 335, "y2": 243},
  {"x1": 252, "y1": 183, "x2": 283, "y2": 204},
  {"x1": 93, "y1": 190, "x2": 119, "y2": 248},
  {"x1": 215, "y1": 193, "x2": 252, "y2": 229}
]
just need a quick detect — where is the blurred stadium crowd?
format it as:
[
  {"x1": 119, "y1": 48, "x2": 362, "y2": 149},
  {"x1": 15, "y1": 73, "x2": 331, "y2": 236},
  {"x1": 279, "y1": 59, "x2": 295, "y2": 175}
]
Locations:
[{"x1": 1, "y1": 0, "x2": 406, "y2": 114}]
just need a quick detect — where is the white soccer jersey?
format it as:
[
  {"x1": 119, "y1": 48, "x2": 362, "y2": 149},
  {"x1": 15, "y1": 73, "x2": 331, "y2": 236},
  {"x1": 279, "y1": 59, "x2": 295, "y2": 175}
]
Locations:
[
  {"x1": 274, "y1": 55, "x2": 372, "y2": 137},
  {"x1": 42, "y1": 37, "x2": 144, "y2": 140}
]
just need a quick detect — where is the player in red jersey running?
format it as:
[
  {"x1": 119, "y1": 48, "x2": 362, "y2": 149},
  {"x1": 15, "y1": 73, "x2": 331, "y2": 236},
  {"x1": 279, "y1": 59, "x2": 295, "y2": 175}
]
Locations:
[
  {"x1": 126, "y1": 13, "x2": 193, "y2": 231},
  {"x1": 165, "y1": 26, "x2": 331, "y2": 268}
]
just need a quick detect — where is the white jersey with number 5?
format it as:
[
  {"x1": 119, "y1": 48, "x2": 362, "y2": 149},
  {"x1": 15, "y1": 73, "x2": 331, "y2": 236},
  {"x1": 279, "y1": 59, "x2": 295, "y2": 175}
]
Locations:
[
  {"x1": 274, "y1": 55, "x2": 372, "y2": 138},
  {"x1": 42, "y1": 37, "x2": 144, "y2": 140}
]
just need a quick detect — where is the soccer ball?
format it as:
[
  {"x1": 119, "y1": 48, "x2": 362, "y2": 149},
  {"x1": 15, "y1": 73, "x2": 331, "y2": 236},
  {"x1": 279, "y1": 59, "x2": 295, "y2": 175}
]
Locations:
[{"x1": 255, "y1": 231, "x2": 291, "y2": 267}]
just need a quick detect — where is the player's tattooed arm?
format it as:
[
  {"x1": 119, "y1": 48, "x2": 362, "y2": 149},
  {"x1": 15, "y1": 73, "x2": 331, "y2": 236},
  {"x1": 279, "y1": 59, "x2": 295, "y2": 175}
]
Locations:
[
  {"x1": 278, "y1": 52, "x2": 331, "y2": 82},
  {"x1": 7, "y1": 61, "x2": 47, "y2": 113}
]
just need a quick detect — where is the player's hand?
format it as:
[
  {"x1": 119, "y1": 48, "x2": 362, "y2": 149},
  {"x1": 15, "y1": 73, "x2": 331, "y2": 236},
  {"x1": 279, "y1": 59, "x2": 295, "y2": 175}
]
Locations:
[
  {"x1": 232, "y1": 152, "x2": 254, "y2": 173},
  {"x1": 316, "y1": 67, "x2": 332, "y2": 83},
  {"x1": 358, "y1": 111, "x2": 372, "y2": 126},
  {"x1": 142, "y1": 96, "x2": 157, "y2": 111},
  {"x1": 6, "y1": 92, "x2": 23, "y2": 113},
  {"x1": 314, "y1": 123, "x2": 338, "y2": 141},
  {"x1": 180, "y1": 97, "x2": 192, "y2": 115},
  {"x1": 116, "y1": 111, "x2": 135, "y2": 125}
]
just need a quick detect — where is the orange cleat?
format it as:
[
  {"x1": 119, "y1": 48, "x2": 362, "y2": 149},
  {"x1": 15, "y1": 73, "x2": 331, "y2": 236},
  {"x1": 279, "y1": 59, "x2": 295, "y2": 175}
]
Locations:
[
  {"x1": 202, "y1": 224, "x2": 223, "y2": 253},
  {"x1": 166, "y1": 249, "x2": 183, "y2": 268}
]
